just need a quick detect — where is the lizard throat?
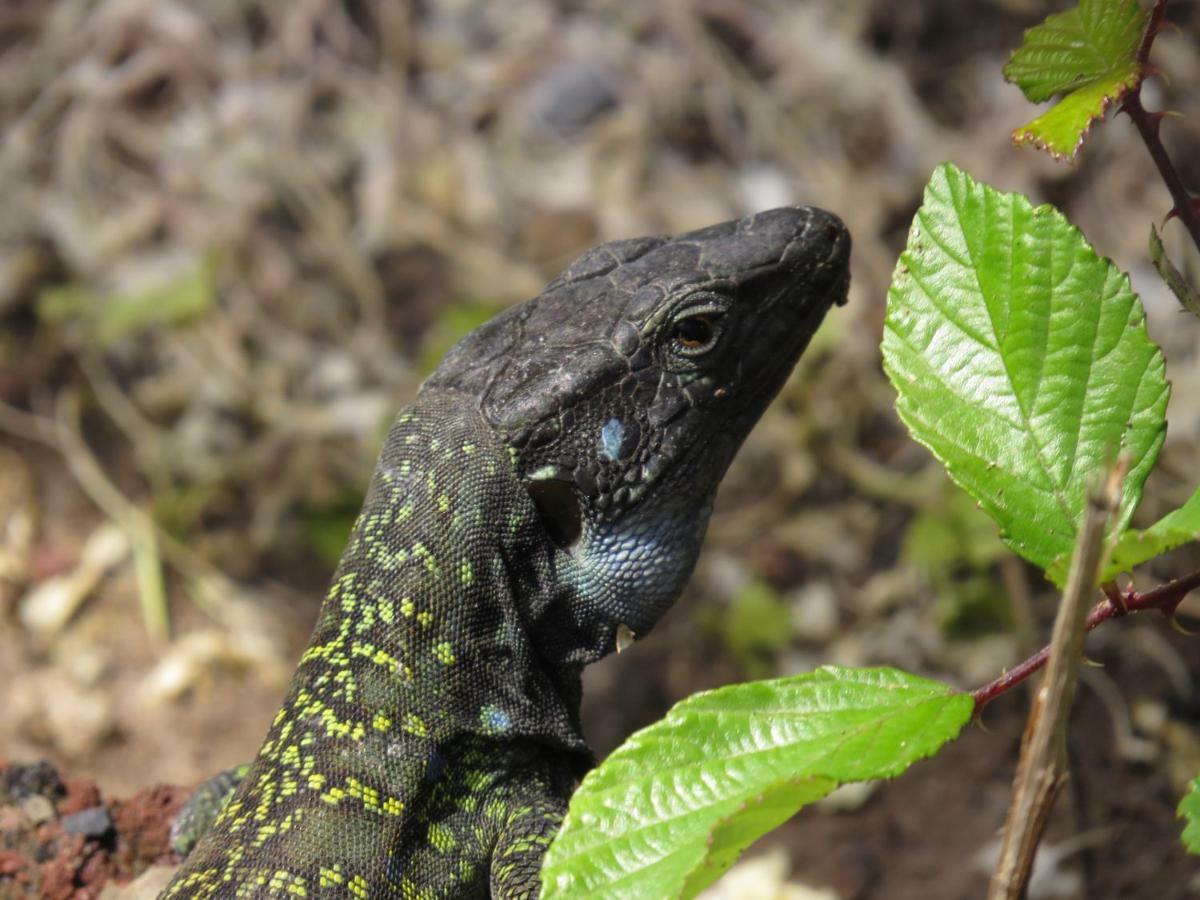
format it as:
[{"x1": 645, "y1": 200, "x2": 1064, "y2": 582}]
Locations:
[{"x1": 560, "y1": 487, "x2": 716, "y2": 640}]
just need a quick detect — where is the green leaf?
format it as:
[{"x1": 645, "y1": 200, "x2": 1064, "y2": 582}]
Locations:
[
  {"x1": 680, "y1": 779, "x2": 832, "y2": 897},
  {"x1": 904, "y1": 490, "x2": 1011, "y2": 637},
  {"x1": 1004, "y1": 0, "x2": 1146, "y2": 159},
  {"x1": 1181, "y1": 778, "x2": 1200, "y2": 854},
  {"x1": 38, "y1": 256, "x2": 217, "y2": 345},
  {"x1": 541, "y1": 667, "x2": 972, "y2": 900},
  {"x1": 1105, "y1": 485, "x2": 1200, "y2": 577},
  {"x1": 883, "y1": 164, "x2": 1169, "y2": 585},
  {"x1": 303, "y1": 502, "x2": 362, "y2": 567},
  {"x1": 419, "y1": 300, "x2": 505, "y2": 375},
  {"x1": 904, "y1": 489, "x2": 1007, "y2": 575},
  {"x1": 722, "y1": 581, "x2": 793, "y2": 675}
]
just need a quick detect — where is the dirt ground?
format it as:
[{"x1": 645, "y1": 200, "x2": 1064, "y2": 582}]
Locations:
[{"x1": 2, "y1": 1, "x2": 1200, "y2": 897}]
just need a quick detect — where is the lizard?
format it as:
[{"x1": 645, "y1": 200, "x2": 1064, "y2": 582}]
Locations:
[{"x1": 161, "y1": 205, "x2": 851, "y2": 899}]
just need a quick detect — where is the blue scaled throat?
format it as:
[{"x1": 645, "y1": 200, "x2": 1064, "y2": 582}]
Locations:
[{"x1": 164, "y1": 206, "x2": 851, "y2": 898}]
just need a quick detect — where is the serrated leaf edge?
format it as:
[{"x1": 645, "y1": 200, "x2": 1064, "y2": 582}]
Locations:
[
  {"x1": 1011, "y1": 72, "x2": 1141, "y2": 161},
  {"x1": 884, "y1": 163, "x2": 1169, "y2": 583}
]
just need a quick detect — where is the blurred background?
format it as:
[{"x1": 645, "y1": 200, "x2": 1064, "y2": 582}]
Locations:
[{"x1": 2, "y1": 1, "x2": 1200, "y2": 897}]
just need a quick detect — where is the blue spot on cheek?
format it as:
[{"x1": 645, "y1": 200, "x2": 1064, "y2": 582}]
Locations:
[
  {"x1": 599, "y1": 419, "x2": 625, "y2": 461},
  {"x1": 481, "y1": 705, "x2": 512, "y2": 734}
]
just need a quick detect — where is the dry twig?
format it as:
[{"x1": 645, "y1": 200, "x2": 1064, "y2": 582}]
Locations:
[{"x1": 987, "y1": 464, "x2": 1123, "y2": 899}]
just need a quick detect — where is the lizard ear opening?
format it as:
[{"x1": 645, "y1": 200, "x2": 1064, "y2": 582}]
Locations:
[{"x1": 525, "y1": 478, "x2": 582, "y2": 551}]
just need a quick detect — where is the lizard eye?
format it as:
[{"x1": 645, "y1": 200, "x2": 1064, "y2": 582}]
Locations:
[{"x1": 670, "y1": 313, "x2": 722, "y2": 355}]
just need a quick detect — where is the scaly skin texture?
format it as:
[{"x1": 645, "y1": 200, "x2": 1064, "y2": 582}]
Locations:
[{"x1": 163, "y1": 207, "x2": 851, "y2": 898}]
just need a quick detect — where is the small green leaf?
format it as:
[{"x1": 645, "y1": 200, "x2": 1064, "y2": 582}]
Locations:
[
  {"x1": 1180, "y1": 778, "x2": 1200, "y2": 854},
  {"x1": 1005, "y1": 0, "x2": 1146, "y2": 159},
  {"x1": 130, "y1": 522, "x2": 169, "y2": 642},
  {"x1": 1150, "y1": 224, "x2": 1200, "y2": 320},
  {"x1": 541, "y1": 667, "x2": 972, "y2": 900},
  {"x1": 904, "y1": 490, "x2": 1007, "y2": 575},
  {"x1": 38, "y1": 256, "x2": 217, "y2": 345},
  {"x1": 420, "y1": 300, "x2": 505, "y2": 375},
  {"x1": 1105, "y1": 485, "x2": 1200, "y2": 577},
  {"x1": 883, "y1": 164, "x2": 1169, "y2": 585},
  {"x1": 303, "y1": 501, "x2": 362, "y2": 567},
  {"x1": 723, "y1": 581, "x2": 792, "y2": 675},
  {"x1": 905, "y1": 491, "x2": 1010, "y2": 637}
]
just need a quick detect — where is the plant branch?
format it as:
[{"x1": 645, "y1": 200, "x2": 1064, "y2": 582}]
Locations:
[
  {"x1": 1122, "y1": 0, "x2": 1200, "y2": 255},
  {"x1": 1135, "y1": 0, "x2": 1168, "y2": 67},
  {"x1": 987, "y1": 470, "x2": 1119, "y2": 899},
  {"x1": 972, "y1": 566, "x2": 1200, "y2": 712}
]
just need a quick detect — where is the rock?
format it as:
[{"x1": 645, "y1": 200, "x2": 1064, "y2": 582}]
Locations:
[
  {"x1": 1, "y1": 759, "x2": 65, "y2": 801},
  {"x1": 61, "y1": 806, "x2": 113, "y2": 839},
  {"x1": 98, "y1": 863, "x2": 178, "y2": 900},
  {"x1": 18, "y1": 794, "x2": 55, "y2": 825}
]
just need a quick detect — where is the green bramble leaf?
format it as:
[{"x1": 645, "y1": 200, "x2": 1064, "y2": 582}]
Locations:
[
  {"x1": 541, "y1": 667, "x2": 972, "y2": 900},
  {"x1": 883, "y1": 164, "x2": 1168, "y2": 585},
  {"x1": 1105, "y1": 485, "x2": 1200, "y2": 577},
  {"x1": 1181, "y1": 778, "x2": 1200, "y2": 854},
  {"x1": 1004, "y1": 0, "x2": 1147, "y2": 159}
]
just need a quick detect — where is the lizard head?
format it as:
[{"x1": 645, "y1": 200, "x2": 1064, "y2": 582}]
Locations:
[{"x1": 425, "y1": 206, "x2": 850, "y2": 654}]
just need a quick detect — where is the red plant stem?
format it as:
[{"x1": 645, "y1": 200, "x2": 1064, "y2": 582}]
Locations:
[
  {"x1": 1124, "y1": 92, "x2": 1200, "y2": 254},
  {"x1": 971, "y1": 567, "x2": 1200, "y2": 712},
  {"x1": 1135, "y1": 0, "x2": 1168, "y2": 66},
  {"x1": 1122, "y1": 0, "x2": 1200, "y2": 255}
]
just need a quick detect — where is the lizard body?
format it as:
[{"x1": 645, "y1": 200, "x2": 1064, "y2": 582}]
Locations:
[{"x1": 164, "y1": 206, "x2": 851, "y2": 898}]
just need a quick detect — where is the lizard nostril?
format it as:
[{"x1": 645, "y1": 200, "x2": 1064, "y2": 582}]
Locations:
[{"x1": 525, "y1": 479, "x2": 583, "y2": 551}]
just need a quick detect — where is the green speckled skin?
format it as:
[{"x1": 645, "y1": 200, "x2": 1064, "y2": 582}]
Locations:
[{"x1": 164, "y1": 207, "x2": 851, "y2": 898}]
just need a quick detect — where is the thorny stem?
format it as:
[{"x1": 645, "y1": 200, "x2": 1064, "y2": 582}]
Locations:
[
  {"x1": 971, "y1": 567, "x2": 1200, "y2": 713},
  {"x1": 1122, "y1": 0, "x2": 1200, "y2": 254}
]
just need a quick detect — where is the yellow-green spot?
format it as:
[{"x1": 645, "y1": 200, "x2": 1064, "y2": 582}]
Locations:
[
  {"x1": 434, "y1": 642, "x2": 455, "y2": 665},
  {"x1": 460, "y1": 561, "x2": 474, "y2": 585},
  {"x1": 373, "y1": 712, "x2": 392, "y2": 732},
  {"x1": 322, "y1": 786, "x2": 346, "y2": 806},
  {"x1": 429, "y1": 823, "x2": 457, "y2": 852}
]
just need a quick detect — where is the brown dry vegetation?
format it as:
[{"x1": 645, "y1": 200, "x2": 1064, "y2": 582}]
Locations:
[{"x1": 1, "y1": 1, "x2": 1199, "y2": 897}]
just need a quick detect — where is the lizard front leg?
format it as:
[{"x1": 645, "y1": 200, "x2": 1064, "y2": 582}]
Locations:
[
  {"x1": 489, "y1": 793, "x2": 567, "y2": 900},
  {"x1": 169, "y1": 763, "x2": 251, "y2": 855}
]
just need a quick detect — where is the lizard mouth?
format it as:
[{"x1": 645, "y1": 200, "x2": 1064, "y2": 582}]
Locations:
[{"x1": 526, "y1": 477, "x2": 583, "y2": 551}]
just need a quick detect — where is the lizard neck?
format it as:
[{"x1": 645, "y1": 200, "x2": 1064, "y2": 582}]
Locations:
[{"x1": 285, "y1": 389, "x2": 593, "y2": 760}]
